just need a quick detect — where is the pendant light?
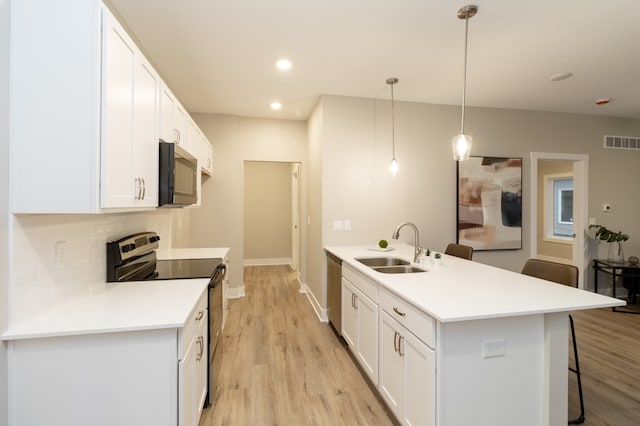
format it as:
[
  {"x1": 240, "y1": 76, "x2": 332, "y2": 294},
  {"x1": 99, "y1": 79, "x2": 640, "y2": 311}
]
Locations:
[
  {"x1": 387, "y1": 77, "x2": 399, "y2": 176},
  {"x1": 452, "y1": 5, "x2": 478, "y2": 161}
]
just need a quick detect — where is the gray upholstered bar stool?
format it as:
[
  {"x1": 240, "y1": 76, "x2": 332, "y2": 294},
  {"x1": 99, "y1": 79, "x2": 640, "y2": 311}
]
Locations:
[
  {"x1": 521, "y1": 258, "x2": 585, "y2": 424},
  {"x1": 444, "y1": 243, "x2": 474, "y2": 260}
]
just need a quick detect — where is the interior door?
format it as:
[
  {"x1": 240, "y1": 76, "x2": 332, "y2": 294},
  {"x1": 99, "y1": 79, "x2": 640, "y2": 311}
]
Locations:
[{"x1": 291, "y1": 164, "x2": 301, "y2": 273}]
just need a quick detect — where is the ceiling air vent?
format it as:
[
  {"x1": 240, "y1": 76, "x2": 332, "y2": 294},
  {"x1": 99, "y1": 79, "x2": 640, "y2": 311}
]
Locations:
[{"x1": 604, "y1": 135, "x2": 640, "y2": 150}]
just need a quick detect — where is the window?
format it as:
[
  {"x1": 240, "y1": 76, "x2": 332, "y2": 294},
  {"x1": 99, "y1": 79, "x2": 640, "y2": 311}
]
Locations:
[{"x1": 544, "y1": 174, "x2": 574, "y2": 240}]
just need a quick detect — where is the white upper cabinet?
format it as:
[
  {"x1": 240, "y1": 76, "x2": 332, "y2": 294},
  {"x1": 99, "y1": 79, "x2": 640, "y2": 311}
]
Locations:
[
  {"x1": 159, "y1": 84, "x2": 188, "y2": 151},
  {"x1": 9, "y1": 0, "x2": 160, "y2": 213},
  {"x1": 101, "y1": 8, "x2": 158, "y2": 208}
]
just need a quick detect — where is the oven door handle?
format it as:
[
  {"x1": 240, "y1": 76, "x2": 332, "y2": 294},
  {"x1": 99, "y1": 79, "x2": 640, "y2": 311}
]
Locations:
[{"x1": 210, "y1": 264, "x2": 226, "y2": 286}]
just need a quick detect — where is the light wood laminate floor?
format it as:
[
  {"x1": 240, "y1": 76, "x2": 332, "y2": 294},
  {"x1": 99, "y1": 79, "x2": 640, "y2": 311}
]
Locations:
[
  {"x1": 199, "y1": 265, "x2": 395, "y2": 426},
  {"x1": 200, "y1": 265, "x2": 640, "y2": 425}
]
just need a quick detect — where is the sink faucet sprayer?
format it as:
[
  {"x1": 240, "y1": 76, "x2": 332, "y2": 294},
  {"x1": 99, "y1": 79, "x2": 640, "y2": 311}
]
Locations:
[{"x1": 392, "y1": 222, "x2": 421, "y2": 263}]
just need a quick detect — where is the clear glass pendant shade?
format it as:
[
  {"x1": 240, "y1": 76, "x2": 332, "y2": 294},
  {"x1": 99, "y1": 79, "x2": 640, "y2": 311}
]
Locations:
[
  {"x1": 389, "y1": 158, "x2": 399, "y2": 177},
  {"x1": 452, "y1": 133, "x2": 472, "y2": 161}
]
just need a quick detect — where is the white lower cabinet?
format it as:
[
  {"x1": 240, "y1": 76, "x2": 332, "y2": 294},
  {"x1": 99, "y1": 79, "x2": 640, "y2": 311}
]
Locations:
[
  {"x1": 6, "y1": 289, "x2": 209, "y2": 426},
  {"x1": 341, "y1": 263, "x2": 436, "y2": 426},
  {"x1": 379, "y1": 287, "x2": 436, "y2": 426},
  {"x1": 179, "y1": 309, "x2": 207, "y2": 426},
  {"x1": 379, "y1": 310, "x2": 435, "y2": 426},
  {"x1": 341, "y1": 265, "x2": 378, "y2": 385}
]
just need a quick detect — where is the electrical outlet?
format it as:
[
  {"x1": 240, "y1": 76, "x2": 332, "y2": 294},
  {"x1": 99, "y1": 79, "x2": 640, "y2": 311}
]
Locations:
[
  {"x1": 54, "y1": 241, "x2": 67, "y2": 264},
  {"x1": 333, "y1": 220, "x2": 344, "y2": 231},
  {"x1": 344, "y1": 220, "x2": 351, "y2": 231},
  {"x1": 482, "y1": 339, "x2": 505, "y2": 358}
]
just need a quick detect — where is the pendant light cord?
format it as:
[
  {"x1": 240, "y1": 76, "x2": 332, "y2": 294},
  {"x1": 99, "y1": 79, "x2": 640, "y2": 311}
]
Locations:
[
  {"x1": 391, "y1": 81, "x2": 396, "y2": 160},
  {"x1": 460, "y1": 11, "x2": 470, "y2": 134}
]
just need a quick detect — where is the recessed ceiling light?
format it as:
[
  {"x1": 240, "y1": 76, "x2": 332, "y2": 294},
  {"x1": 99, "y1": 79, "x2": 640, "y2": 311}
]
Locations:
[
  {"x1": 549, "y1": 72, "x2": 573, "y2": 82},
  {"x1": 270, "y1": 101, "x2": 282, "y2": 110},
  {"x1": 276, "y1": 59, "x2": 292, "y2": 71}
]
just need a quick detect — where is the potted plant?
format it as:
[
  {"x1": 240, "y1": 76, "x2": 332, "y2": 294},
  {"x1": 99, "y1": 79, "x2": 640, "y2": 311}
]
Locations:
[{"x1": 589, "y1": 224, "x2": 629, "y2": 262}]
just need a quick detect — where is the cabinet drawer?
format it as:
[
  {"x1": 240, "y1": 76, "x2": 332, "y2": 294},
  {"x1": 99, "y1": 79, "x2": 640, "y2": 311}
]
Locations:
[
  {"x1": 380, "y1": 287, "x2": 435, "y2": 348},
  {"x1": 343, "y1": 264, "x2": 378, "y2": 303},
  {"x1": 178, "y1": 290, "x2": 208, "y2": 359}
]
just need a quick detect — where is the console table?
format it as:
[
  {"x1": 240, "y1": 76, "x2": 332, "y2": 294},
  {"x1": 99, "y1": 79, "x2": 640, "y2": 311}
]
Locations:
[{"x1": 593, "y1": 259, "x2": 639, "y2": 314}]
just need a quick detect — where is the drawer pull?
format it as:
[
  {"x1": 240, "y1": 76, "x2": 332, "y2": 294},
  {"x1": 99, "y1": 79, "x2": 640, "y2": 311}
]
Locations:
[
  {"x1": 393, "y1": 307, "x2": 406, "y2": 317},
  {"x1": 195, "y1": 310, "x2": 204, "y2": 321}
]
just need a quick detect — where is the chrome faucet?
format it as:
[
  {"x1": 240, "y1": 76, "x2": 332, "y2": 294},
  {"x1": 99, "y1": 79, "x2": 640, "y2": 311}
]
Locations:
[{"x1": 392, "y1": 222, "x2": 421, "y2": 263}]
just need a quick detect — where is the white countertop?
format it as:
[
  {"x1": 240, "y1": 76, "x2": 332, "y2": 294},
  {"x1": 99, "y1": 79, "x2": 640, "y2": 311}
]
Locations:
[
  {"x1": 2, "y1": 279, "x2": 209, "y2": 341},
  {"x1": 325, "y1": 244, "x2": 625, "y2": 323},
  {"x1": 157, "y1": 247, "x2": 229, "y2": 260},
  {"x1": 2, "y1": 246, "x2": 230, "y2": 341}
]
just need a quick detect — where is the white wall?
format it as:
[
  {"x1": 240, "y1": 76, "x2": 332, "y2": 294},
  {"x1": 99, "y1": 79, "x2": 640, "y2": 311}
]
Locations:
[
  {"x1": 189, "y1": 114, "x2": 308, "y2": 294},
  {"x1": 10, "y1": 211, "x2": 175, "y2": 325},
  {"x1": 0, "y1": 0, "x2": 10, "y2": 423},
  {"x1": 307, "y1": 95, "x2": 640, "y2": 310}
]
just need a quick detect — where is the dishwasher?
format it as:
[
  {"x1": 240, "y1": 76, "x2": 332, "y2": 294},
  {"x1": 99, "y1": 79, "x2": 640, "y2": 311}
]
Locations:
[{"x1": 326, "y1": 251, "x2": 343, "y2": 335}]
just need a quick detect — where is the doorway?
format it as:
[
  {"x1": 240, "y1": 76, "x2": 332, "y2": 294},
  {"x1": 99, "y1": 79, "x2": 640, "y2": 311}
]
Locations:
[
  {"x1": 530, "y1": 153, "x2": 589, "y2": 289},
  {"x1": 243, "y1": 161, "x2": 301, "y2": 274}
]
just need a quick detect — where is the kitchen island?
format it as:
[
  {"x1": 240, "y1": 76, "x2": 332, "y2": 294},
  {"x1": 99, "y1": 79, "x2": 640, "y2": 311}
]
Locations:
[{"x1": 325, "y1": 244, "x2": 624, "y2": 426}]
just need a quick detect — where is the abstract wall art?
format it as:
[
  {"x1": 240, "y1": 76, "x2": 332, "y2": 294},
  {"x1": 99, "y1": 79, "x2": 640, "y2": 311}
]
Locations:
[{"x1": 457, "y1": 156, "x2": 522, "y2": 250}]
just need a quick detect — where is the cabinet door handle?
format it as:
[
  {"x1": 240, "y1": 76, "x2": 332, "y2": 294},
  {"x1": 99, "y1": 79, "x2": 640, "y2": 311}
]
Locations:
[
  {"x1": 398, "y1": 335, "x2": 405, "y2": 357},
  {"x1": 195, "y1": 310, "x2": 204, "y2": 321},
  {"x1": 393, "y1": 331, "x2": 399, "y2": 353},
  {"x1": 134, "y1": 178, "x2": 140, "y2": 200},
  {"x1": 393, "y1": 307, "x2": 406, "y2": 317},
  {"x1": 141, "y1": 178, "x2": 146, "y2": 200},
  {"x1": 352, "y1": 294, "x2": 358, "y2": 309},
  {"x1": 174, "y1": 129, "x2": 181, "y2": 144},
  {"x1": 196, "y1": 336, "x2": 203, "y2": 361}
]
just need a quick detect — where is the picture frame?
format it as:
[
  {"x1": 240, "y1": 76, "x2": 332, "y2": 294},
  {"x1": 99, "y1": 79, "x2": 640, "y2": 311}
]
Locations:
[{"x1": 456, "y1": 156, "x2": 522, "y2": 251}]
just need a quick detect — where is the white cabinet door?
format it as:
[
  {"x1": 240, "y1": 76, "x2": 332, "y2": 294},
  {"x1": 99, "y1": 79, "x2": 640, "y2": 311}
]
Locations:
[
  {"x1": 101, "y1": 11, "x2": 135, "y2": 208},
  {"x1": 101, "y1": 8, "x2": 158, "y2": 209},
  {"x1": 341, "y1": 277, "x2": 378, "y2": 385},
  {"x1": 341, "y1": 278, "x2": 357, "y2": 349},
  {"x1": 403, "y1": 330, "x2": 435, "y2": 426},
  {"x1": 131, "y1": 59, "x2": 159, "y2": 207},
  {"x1": 379, "y1": 311, "x2": 435, "y2": 426},
  {"x1": 356, "y1": 289, "x2": 378, "y2": 385},
  {"x1": 379, "y1": 311, "x2": 404, "y2": 419},
  {"x1": 195, "y1": 311, "x2": 209, "y2": 417},
  {"x1": 179, "y1": 330, "x2": 197, "y2": 426},
  {"x1": 199, "y1": 130, "x2": 213, "y2": 175},
  {"x1": 159, "y1": 85, "x2": 175, "y2": 143}
]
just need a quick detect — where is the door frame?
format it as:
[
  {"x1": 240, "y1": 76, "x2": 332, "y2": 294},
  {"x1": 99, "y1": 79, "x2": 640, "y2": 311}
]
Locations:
[{"x1": 530, "y1": 152, "x2": 589, "y2": 289}]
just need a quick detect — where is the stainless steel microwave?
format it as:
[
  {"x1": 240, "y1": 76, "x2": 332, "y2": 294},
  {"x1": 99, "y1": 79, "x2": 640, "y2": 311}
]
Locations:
[{"x1": 158, "y1": 141, "x2": 198, "y2": 207}]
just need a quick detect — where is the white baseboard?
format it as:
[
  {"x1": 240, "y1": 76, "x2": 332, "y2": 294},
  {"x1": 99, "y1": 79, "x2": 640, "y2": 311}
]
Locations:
[
  {"x1": 227, "y1": 285, "x2": 245, "y2": 299},
  {"x1": 244, "y1": 257, "x2": 291, "y2": 266},
  {"x1": 302, "y1": 283, "x2": 328, "y2": 323}
]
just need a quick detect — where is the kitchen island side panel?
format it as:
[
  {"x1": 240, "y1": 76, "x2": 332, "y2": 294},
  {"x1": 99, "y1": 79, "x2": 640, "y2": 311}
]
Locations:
[
  {"x1": 8, "y1": 328, "x2": 177, "y2": 426},
  {"x1": 437, "y1": 314, "x2": 545, "y2": 426}
]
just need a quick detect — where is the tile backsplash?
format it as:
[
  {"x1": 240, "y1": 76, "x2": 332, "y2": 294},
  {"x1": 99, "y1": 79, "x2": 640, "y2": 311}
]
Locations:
[{"x1": 9, "y1": 210, "x2": 182, "y2": 325}]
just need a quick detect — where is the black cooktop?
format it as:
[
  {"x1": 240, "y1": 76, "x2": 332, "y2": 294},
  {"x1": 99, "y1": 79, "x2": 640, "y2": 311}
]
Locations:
[{"x1": 154, "y1": 258, "x2": 222, "y2": 280}]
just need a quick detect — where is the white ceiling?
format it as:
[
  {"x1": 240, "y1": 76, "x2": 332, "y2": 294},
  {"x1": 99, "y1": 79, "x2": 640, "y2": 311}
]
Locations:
[{"x1": 108, "y1": 0, "x2": 640, "y2": 121}]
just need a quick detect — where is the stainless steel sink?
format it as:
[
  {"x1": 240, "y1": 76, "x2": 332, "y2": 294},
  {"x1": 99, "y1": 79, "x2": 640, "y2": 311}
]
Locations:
[
  {"x1": 373, "y1": 265, "x2": 427, "y2": 274},
  {"x1": 355, "y1": 257, "x2": 410, "y2": 267}
]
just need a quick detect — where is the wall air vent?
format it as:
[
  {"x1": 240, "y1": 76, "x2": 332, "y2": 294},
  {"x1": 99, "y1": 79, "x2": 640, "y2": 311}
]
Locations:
[{"x1": 604, "y1": 135, "x2": 640, "y2": 150}]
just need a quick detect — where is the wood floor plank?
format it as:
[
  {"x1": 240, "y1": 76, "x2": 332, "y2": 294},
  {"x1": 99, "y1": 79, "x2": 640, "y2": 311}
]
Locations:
[
  {"x1": 201, "y1": 266, "x2": 640, "y2": 425},
  {"x1": 200, "y1": 265, "x2": 394, "y2": 426}
]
